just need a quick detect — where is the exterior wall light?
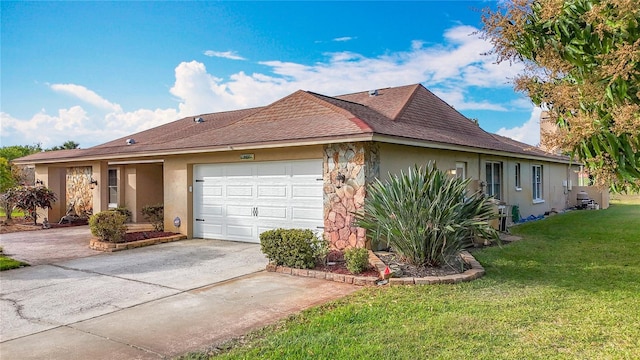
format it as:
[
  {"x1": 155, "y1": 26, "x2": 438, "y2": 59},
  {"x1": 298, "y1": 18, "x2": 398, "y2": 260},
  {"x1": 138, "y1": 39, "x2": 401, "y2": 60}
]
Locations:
[
  {"x1": 90, "y1": 178, "x2": 98, "y2": 189},
  {"x1": 336, "y1": 172, "x2": 346, "y2": 188},
  {"x1": 35, "y1": 179, "x2": 44, "y2": 186}
]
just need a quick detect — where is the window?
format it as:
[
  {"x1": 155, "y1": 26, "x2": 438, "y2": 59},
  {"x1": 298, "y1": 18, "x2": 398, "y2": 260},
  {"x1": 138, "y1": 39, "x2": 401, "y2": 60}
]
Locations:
[
  {"x1": 532, "y1": 165, "x2": 543, "y2": 202},
  {"x1": 455, "y1": 162, "x2": 466, "y2": 179},
  {"x1": 485, "y1": 161, "x2": 502, "y2": 200},
  {"x1": 108, "y1": 169, "x2": 118, "y2": 208},
  {"x1": 515, "y1": 163, "x2": 522, "y2": 190}
]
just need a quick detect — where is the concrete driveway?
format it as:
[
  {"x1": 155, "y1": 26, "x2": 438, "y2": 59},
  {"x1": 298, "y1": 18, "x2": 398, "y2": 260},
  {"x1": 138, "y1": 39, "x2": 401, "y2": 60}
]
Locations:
[
  {"x1": 0, "y1": 226, "x2": 101, "y2": 265},
  {"x1": 0, "y1": 229, "x2": 360, "y2": 359}
]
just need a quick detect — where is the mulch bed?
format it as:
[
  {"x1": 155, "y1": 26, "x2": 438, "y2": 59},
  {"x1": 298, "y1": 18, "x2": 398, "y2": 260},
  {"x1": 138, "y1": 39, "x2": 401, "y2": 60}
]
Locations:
[
  {"x1": 376, "y1": 252, "x2": 470, "y2": 278},
  {"x1": 309, "y1": 249, "x2": 470, "y2": 278},
  {"x1": 313, "y1": 261, "x2": 379, "y2": 277},
  {"x1": 123, "y1": 231, "x2": 180, "y2": 242}
]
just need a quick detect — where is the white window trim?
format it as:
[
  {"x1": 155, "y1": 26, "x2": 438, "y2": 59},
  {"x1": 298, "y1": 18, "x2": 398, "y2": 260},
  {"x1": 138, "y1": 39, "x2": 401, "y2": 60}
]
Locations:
[
  {"x1": 485, "y1": 161, "x2": 502, "y2": 200},
  {"x1": 532, "y1": 164, "x2": 543, "y2": 203},
  {"x1": 515, "y1": 162, "x2": 522, "y2": 191},
  {"x1": 108, "y1": 168, "x2": 118, "y2": 209},
  {"x1": 455, "y1": 161, "x2": 466, "y2": 180}
]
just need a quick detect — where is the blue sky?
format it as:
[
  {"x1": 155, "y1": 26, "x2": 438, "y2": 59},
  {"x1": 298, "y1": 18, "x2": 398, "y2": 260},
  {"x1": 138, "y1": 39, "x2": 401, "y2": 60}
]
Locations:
[{"x1": 1, "y1": 1, "x2": 541, "y2": 149}]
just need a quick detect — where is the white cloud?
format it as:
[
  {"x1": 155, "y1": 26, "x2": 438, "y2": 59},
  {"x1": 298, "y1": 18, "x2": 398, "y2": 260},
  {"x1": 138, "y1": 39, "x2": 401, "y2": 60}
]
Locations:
[
  {"x1": 333, "y1": 36, "x2": 355, "y2": 42},
  {"x1": 2, "y1": 25, "x2": 529, "y2": 148},
  {"x1": 203, "y1": 50, "x2": 246, "y2": 60},
  {"x1": 50, "y1": 83, "x2": 122, "y2": 112},
  {"x1": 496, "y1": 107, "x2": 542, "y2": 146}
]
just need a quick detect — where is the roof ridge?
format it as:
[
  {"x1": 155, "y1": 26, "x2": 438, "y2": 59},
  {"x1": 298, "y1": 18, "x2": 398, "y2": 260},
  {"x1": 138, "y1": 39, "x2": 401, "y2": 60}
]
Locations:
[
  {"x1": 390, "y1": 83, "x2": 422, "y2": 120},
  {"x1": 303, "y1": 91, "x2": 360, "y2": 119}
]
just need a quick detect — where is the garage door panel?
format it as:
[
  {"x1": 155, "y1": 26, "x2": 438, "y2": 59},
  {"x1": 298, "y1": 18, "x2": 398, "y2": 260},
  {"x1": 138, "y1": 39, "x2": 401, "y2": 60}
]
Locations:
[
  {"x1": 292, "y1": 185, "x2": 323, "y2": 198},
  {"x1": 227, "y1": 224, "x2": 254, "y2": 239},
  {"x1": 202, "y1": 186, "x2": 223, "y2": 197},
  {"x1": 227, "y1": 186, "x2": 253, "y2": 197},
  {"x1": 292, "y1": 207, "x2": 324, "y2": 222},
  {"x1": 291, "y1": 161, "x2": 320, "y2": 176},
  {"x1": 195, "y1": 166, "x2": 223, "y2": 178},
  {"x1": 201, "y1": 205, "x2": 223, "y2": 216},
  {"x1": 226, "y1": 165, "x2": 253, "y2": 177},
  {"x1": 257, "y1": 163, "x2": 288, "y2": 177},
  {"x1": 227, "y1": 205, "x2": 254, "y2": 217},
  {"x1": 199, "y1": 223, "x2": 223, "y2": 237},
  {"x1": 257, "y1": 206, "x2": 287, "y2": 220},
  {"x1": 257, "y1": 185, "x2": 287, "y2": 198}
]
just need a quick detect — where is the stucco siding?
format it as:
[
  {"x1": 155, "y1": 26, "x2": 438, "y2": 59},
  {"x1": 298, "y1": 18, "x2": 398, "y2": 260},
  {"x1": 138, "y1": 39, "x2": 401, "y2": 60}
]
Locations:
[{"x1": 378, "y1": 143, "x2": 479, "y2": 183}]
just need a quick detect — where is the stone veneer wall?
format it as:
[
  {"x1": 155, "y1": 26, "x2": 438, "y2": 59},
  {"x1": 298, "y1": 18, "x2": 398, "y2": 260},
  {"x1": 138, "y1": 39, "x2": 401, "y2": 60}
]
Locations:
[
  {"x1": 323, "y1": 142, "x2": 379, "y2": 250},
  {"x1": 66, "y1": 167, "x2": 93, "y2": 216}
]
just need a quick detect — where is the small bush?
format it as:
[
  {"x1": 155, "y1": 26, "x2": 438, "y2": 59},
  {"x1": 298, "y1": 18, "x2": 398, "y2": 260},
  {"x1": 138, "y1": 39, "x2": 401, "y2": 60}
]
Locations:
[
  {"x1": 89, "y1": 211, "x2": 127, "y2": 243},
  {"x1": 141, "y1": 204, "x2": 164, "y2": 231},
  {"x1": 344, "y1": 247, "x2": 370, "y2": 274},
  {"x1": 260, "y1": 229, "x2": 327, "y2": 269},
  {"x1": 112, "y1": 206, "x2": 132, "y2": 222}
]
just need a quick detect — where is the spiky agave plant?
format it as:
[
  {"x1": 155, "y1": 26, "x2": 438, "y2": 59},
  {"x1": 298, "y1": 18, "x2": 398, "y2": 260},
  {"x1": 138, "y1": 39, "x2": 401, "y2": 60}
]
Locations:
[{"x1": 355, "y1": 163, "x2": 498, "y2": 267}]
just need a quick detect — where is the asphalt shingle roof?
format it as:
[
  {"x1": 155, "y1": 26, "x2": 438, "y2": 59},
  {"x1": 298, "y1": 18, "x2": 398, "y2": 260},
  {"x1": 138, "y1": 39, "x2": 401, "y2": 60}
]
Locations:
[{"x1": 14, "y1": 84, "x2": 569, "y2": 164}]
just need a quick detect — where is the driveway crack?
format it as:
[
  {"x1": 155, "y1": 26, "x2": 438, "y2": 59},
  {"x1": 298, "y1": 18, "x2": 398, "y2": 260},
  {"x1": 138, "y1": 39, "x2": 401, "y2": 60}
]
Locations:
[
  {"x1": 0, "y1": 297, "x2": 57, "y2": 326},
  {"x1": 49, "y1": 264, "x2": 182, "y2": 291}
]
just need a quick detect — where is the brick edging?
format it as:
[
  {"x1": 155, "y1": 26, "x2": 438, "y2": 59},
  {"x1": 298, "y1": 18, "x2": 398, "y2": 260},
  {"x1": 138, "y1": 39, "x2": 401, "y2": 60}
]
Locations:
[
  {"x1": 89, "y1": 234, "x2": 187, "y2": 252},
  {"x1": 266, "y1": 250, "x2": 485, "y2": 286}
]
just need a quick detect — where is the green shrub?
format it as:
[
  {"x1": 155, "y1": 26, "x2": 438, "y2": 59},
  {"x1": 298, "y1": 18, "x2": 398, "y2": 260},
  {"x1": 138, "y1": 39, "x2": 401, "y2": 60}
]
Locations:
[
  {"x1": 260, "y1": 228, "x2": 328, "y2": 269},
  {"x1": 355, "y1": 163, "x2": 498, "y2": 267},
  {"x1": 141, "y1": 204, "x2": 163, "y2": 231},
  {"x1": 112, "y1": 206, "x2": 132, "y2": 222},
  {"x1": 89, "y1": 211, "x2": 127, "y2": 243},
  {"x1": 344, "y1": 247, "x2": 369, "y2": 274}
]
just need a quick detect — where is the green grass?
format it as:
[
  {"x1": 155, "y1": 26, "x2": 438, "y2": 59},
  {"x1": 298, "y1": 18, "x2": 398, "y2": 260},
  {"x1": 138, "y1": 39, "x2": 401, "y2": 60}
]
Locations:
[
  {"x1": 0, "y1": 247, "x2": 28, "y2": 271},
  {"x1": 182, "y1": 197, "x2": 640, "y2": 360},
  {"x1": 0, "y1": 209, "x2": 25, "y2": 218}
]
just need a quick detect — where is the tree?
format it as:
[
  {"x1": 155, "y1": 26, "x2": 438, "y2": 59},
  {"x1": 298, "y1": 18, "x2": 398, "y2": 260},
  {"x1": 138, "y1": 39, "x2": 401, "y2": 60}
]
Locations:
[
  {"x1": 0, "y1": 144, "x2": 42, "y2": 191},
  {"x1": 13, "y1": 186, "x2": 57, "y2": 225},
  {"x1": 0, "y1": 188, "x2": 18, "y2": 220},
  {"x1": 482, "y1": 0, "x2": 640, "y2": 190},
  {"x1": 46, "y1": 140, "x2": 80, "y2": 151}
]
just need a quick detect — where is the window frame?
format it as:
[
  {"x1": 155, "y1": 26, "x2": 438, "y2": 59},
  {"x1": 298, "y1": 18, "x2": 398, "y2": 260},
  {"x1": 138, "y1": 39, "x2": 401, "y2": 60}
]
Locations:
[
  {"x1": 532, "y1": 164, "x2": 544, "y2": 203},
  {"x1": 485, "y1": 161, "x2": 503, "y2": 200},
  {"x1": 515, "y1": 162, "x2": 522, "y2": 191},
  {"x1": 108, "y1": 168, "x2": 118, "y2": 209},
  {"x1": 455, "y1": 161, "x2": 466, "y2": 180}
]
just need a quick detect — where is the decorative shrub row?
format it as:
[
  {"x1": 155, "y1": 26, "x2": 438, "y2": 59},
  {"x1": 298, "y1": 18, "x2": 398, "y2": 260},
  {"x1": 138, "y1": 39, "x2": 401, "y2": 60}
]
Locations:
[{"x1": 260, "y1": 228, "x2": 328, "y2": 269}]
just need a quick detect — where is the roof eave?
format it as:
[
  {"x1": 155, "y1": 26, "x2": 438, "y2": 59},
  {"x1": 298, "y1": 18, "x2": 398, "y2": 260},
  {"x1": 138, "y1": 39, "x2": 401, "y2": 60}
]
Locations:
[
  {"x1": 12, "y1": 134, "x2": 376, "y2": 165},
  {"x1": 372, "y1": 135, "x2": 576, "y2": 164}
]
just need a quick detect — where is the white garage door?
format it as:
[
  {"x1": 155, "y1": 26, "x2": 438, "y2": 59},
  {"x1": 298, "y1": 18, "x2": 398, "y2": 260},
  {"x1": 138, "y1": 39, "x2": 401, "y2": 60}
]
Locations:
[{"x1": 193, "y1": 159, "x2": 324, "y2": 243}]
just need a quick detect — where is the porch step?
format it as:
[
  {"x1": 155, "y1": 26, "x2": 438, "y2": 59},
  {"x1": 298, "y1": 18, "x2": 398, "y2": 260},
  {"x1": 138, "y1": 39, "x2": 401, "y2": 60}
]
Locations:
[{"x1": 126, "y1": 223, "x2": 155, "y2": 232}]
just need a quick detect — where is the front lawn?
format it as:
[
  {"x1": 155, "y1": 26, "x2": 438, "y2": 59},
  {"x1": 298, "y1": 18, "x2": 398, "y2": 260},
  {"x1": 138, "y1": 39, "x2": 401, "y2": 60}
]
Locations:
[
  {"x1": 0, "y1": 247, "x2": 28, "y2": 271},
  {"x1": 184, "y1": 197, "x2": 640, "y2": 359}
]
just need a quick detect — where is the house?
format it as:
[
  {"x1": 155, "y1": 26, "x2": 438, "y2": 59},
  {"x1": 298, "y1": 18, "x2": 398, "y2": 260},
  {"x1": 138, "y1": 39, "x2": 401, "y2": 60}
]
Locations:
[{"x1": 13, "y1": 84, "x2": 583, "y2": 249}]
